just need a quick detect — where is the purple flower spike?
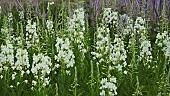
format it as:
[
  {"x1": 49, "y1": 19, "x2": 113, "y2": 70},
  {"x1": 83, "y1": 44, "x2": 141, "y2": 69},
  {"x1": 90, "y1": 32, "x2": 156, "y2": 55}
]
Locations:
[
  {"x1": 94, "y1": 0, "x2": 102, "y2": 16},
  {"x1": 122, "y1": 14, "x2": 128, "y2": 21},
  {"x1": 15, "y1": 0, "x2": 24, "y2": 11},
  {"x1": 35, "y1": 1, "x2": 40, "y2": 17},
  {"x1": 152, "y1": 0, "x2": 160, "y2": 21}
]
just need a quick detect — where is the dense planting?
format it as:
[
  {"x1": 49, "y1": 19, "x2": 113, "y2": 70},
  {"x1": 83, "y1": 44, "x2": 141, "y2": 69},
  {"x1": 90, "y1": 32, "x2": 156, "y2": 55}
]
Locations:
[{"x1": 0, "y1": 0, "x2": 170, "y2": 96}]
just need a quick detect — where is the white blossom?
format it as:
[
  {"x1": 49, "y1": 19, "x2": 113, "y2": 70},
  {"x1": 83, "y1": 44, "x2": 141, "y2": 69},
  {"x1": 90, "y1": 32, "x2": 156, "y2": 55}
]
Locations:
[
  {"x1": 103, "y1": 8, "x2": 118, "y2": 25},
  {"x1": 46, "y1": 20, "x2": 53, "y2": 31},
  {"x1": 24, "y1": 80, "x2": 28, "y2": 83},
  {"x1": 19, "y1": 11, "x2": 24, "y2": 20},
  {"x1": 26, "y1": 20, "x2": 38, "y2": 48},
  {"x1": 14, "y1": 48, "x2": 30, "y2": 73},
  {"x1": 67, "y1": 7, "x2": 86, "y2": 58},
  {"x1": 124, "y1": 70, "x2": 128, "y2": 75},
  {"x1": 139, "y1": 34, "x2": 152, "y2": 63},
  {"x1": 91, "y1": 26, "x2": 111, "y2": 64},
  {"x1": 0, "y1": 6, "x2": 1, "y2": 14},
  {"x1": 0, "y1": 75, "x2": 3, "y2": 79},
  {"x1": 0, "y1": 40, "x2": 14, "y2": 72},
  {"x1": 55, "y1": 37, "x2": 75, "y2": 74},
  {"x1": 12, "y1": 72, "x2": 16, "y2": 80},
  {"x1": 32, "y1": 80, "x2": 37, "y2": 86},
  {"x1": 156, "y1": 31, "x2": 170, "y2": 60},
  {"x1": 31, "y1": 53, "x2": 52, "y2": 87},
  {"x1": 109, "y1": 34, "x2": 127, "y2": 72},
  {"x1": 100, "y1": 90, "x2": 106, "y2": 96},
  {"x1": 100, "y1": 77, "x2": 117, "y2": 96},
  {"x1": 10, "y1": 85, "x2": 14, "y2": 88}
]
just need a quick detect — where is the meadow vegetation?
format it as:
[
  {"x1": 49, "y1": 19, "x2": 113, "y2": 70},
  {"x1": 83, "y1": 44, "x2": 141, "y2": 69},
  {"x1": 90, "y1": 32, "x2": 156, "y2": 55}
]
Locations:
[{"x1": 0, "y1": 0, "x2": 169, "y2": 96}]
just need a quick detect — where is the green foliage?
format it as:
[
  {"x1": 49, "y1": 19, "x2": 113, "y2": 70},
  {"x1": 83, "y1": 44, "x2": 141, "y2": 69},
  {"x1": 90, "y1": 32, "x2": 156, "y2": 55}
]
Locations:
[{"x1": 0, "y1": 1, "x2": 169, "y2": 96}]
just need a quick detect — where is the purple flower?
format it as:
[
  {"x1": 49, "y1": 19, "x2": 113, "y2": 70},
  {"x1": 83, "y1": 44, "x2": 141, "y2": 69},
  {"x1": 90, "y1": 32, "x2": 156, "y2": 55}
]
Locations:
[{"x1": 122, "y1": 14, "x2": 128, "y2": 21}]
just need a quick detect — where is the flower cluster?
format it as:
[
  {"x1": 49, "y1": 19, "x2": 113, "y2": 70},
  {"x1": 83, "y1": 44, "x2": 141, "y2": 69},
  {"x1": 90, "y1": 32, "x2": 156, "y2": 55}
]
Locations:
[
  {"x1": 26, "y1": 20, "x2": 38, "y2": 49},
  {"x1": 1, "y1": 13, "x2": 14, "y2": 42},
  {"x1": 131, "y1": 17, "x2": 152, "y2": 64},
  {"x1": 67, "y1": 7, "x2": 86, "y2": 57},
  {"x1": 109, "y1": 34, "x2": 127, "y2": 74},
  {"x1": 0, "y1": 38, "x2": 30, "y2": 87},
  {"x1": 164, "y1": 39, "x2": 170, "y2": 58},
  {"x1": 0, "y1": 40, "x2": 15, "y2": 81},
  {"x1": 14, "y1": 48, "x2": 29, "y2": 72},
  {"x1": 121, "y1": 14, "x2": 133, "y2": 36},
  {"x1": 46, "y1": 19, "x2": 54, "y2": 36},
  {"x1": 155, "y1": 31, "x2": 169, "y2": 47},
  {"x1": 0, "y1": 40, "x2": 15, "y2": 73},
  {"x1": 91, "y1": 26, "x2": 110, "y2": 64},
  {"x1": 100, "y1": 77, "x2": 117, "y2": 96},
  {"x1": 8, "y1": 13, "x2": 13, "y2": 24},
  {"x1": 156, "y1": 31, "x2": 170, "y2": 59},
  {"x1": 55, "y1": 37, "x2": 75, "y2": 75},
  {"x1": 67, "y1": 7, "x2": 85, "y2": 32},
  {"x1": 103, "y1": 8, "x2": 118, "y2": 26},
  {"x1": 134, "y1": 17, "x2": 146, "y2": 34},
  {"x1": 19, "y1": 11, "x2": 24, "y2": 20},
  {"x1": 31, "y1": 53, "x2": 52, "y2": 87},
  {"x1": 139, "y1": 35, "x2": 152, "y2": 63},
  {"x1": 9, "y1": 48, "x2": 29, "y2": 87},
  {"x1": 134, "y1": 17, "x2": 152, "y2": 63},
  {"x1": 46, "y1": 20, "x2": 54, "y2": 31}
]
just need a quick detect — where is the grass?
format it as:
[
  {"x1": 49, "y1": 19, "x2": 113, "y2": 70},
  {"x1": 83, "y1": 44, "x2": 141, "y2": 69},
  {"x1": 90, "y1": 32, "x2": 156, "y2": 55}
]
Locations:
[{"x1": 0, "y1": 0, "x2": 170, "y2": 96}]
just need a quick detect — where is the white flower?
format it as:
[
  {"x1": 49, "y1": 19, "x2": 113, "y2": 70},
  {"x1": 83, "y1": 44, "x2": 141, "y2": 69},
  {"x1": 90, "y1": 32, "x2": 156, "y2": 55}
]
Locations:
[
  {"x1": 156, "y1": 31, "x2": 170, "y2": 59},
  {"x1": 8, "y1": 13, "x2": 13, "y2": 23},
  {"x1": 116, "y1": 64, "x2": 122, "y2": 71},
  {"x1": 31, "y1": 53, "x2": 53, "y2": 87},
  {"x1": 139, "y1": 36, "x2": 152, "y2": 62},
  {"x1": 46, "y1": 20, "x2": 53, "y2": 30},
  {"x1": 0, "y1": 6, "x2": 1, "y2": 14},
  {"x1": 12, "y1": 73, "x2": 16, "y2": 80},
  {"x1": 124, "y1": 70, "x2": 128, "y2": 75},
  {"x1": 33, "y1": 54, "x2": 39, "y2": 64},
  {"x1": 100, "y1": 90, "x2": 106, "y2": 96},
  {"x1": 15, "y1": 48, "x2": 30, "y2": 72},
  {"x1": 26, "y1": 70, "x2": 30, "y2": 74},
  {"x1": 0, "y1": 67, "x2": 3, "y2": 72},
  {"x1": 101, "y1": 78, "x2": 108, "y2": 85},
  {"x1": 26, "y1": 20, "x2": 38, "y2": 48},
  {"x1": 106, "y1": 82, "x2": 115, "y2": 91},
  {"x1": 67, "y1": 7, "x2": 87, "y2": 58},
  {"x1": 47, "y1": 2, "x2": 54, "y2": 10},
  {"x1": 19, "y1": 11, "x2": 24, "y2": 19},
  {"x1": 156, "y1": 33, "x2": 162, "y2": 39},
  {"x1": 49, "y1": 2, "x2": 54, "y2": 5},
  {"x1": 55, "y1": 37, "x2": 75, "y2": 74},
  {"x1": 17, "y1": 82, "x2": 20, "y2": 86},
  {"x1": 0, "y1": 40, "x2": 14, "y2": 67},
  {"x1": 32, "y1": 80, "x2": 37, "y2": 86},
  {"x1": 4, "y1": 66, "x2": 8, "y2": 71},
  {"x1": 66, "y1": 70, "x2": 71, "y2": 75},
  {"x1": 165, "y1": 42, "x2": 170, "y2": 57},
  {"x1": 103, "y1": 8, "x2": 118, "y2": 25},
  {"x1": 10, "y1": 85, "x2": 14, "y2": 88},
  {"x1": 31, "y1": 87, "x2": 34, "y2": 90},
  {"x1": 100, "y1": 77, "x2": 117, "y2": 96},
  {"x1": 110, "y1": 77, "x2": 116, "y2": 83},
  {"x1": 0, "y1": 75, "x2": 3, "y2": 79},
  {"x1": 24, "y1": 80, "x2": 28, "y2": 83}
]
